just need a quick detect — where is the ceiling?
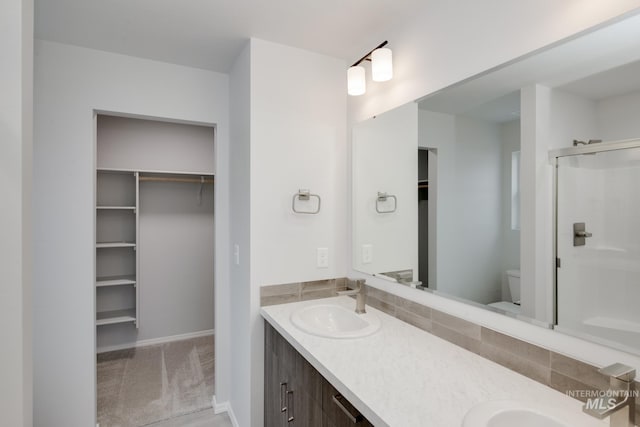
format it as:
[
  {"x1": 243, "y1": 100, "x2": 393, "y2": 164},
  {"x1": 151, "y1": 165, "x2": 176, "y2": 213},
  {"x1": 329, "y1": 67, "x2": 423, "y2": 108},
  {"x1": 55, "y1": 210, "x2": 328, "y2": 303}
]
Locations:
[
  {"x1": 418, "y1": 12, "x2": 640, "y2": 120},
  {"x1": 558, "y1": 59, "x2": 640, "y2": 101},
  {"x1": 35, "y1": 0, "x2": 424, "y2": 73}
]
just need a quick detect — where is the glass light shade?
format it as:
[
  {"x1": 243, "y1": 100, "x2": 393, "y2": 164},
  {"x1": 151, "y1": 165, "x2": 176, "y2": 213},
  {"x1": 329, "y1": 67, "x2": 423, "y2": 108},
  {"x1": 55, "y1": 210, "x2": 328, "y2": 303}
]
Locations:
[
  {"x1": 347, "y1": 65, "x2": 366, "y2": 96},
  {"x1": 371, "y1": 48, "x2": 393, "y2": 82}
]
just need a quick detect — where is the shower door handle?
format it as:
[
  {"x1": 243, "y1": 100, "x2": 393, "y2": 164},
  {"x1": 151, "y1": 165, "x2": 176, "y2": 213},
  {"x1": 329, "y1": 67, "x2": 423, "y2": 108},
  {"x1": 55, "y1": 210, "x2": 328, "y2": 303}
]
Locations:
[{"x1": 573, "y1": 222, "x2": 592, "y2": 246}]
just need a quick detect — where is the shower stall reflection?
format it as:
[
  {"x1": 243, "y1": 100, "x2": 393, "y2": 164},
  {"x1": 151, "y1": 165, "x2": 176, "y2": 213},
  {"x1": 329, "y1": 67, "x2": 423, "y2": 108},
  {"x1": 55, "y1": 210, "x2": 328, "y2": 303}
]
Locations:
[{"x1": 555, "y1": 140, "x2": 640, "y2": 354}]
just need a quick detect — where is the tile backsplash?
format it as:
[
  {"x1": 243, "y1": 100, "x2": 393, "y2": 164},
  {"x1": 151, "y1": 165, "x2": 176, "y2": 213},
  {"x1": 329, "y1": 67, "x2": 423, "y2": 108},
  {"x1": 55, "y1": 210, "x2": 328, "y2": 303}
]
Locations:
[
  {"x1": 260, "y1": 278, "x2": 348, "y2": 307},
  {"x1": 260, "y1": 279, "x2": 639, "y2": 419}
]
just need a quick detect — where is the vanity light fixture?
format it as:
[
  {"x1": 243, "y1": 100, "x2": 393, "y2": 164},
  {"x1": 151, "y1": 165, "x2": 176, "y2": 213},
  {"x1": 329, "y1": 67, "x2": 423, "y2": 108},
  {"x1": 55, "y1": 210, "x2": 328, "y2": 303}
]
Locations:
[
  {"x1": 347, "y1": 41, "x2": 392, "y2": 96},
  {"x1": 347, "y1": 65, "x2": 366, "y2": 96},
  {"x1": 371, "y1": 47, "x2": 393, "y2": 82}
]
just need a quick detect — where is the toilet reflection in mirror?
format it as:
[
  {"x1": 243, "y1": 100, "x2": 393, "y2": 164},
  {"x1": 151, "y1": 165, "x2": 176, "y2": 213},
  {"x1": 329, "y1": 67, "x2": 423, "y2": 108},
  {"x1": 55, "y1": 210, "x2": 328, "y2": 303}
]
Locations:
[{"x1": 487, "y1": 269, "x2": 521, "y2": 315}]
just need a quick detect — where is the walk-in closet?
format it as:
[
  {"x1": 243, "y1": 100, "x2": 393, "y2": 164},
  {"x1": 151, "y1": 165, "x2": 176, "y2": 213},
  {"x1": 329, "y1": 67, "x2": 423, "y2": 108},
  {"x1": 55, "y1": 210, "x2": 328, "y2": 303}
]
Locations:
[{"x1": 95, "y1": 114, "x2": 216, "y2": 426}]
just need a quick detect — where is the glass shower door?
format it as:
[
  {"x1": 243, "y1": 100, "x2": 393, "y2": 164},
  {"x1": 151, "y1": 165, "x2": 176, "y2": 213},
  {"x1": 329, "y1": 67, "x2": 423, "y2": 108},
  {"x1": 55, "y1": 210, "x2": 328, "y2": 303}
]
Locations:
[{"x1": 556, "y1": 145, "x2": 640, "y2": 353}]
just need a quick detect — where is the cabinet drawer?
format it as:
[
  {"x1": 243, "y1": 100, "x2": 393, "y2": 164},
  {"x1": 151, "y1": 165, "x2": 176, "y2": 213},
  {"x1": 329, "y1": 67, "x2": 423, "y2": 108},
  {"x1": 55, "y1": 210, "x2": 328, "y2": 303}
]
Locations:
[{"x1": 322, "y1": 379, "x2": 374, "y2": 427}]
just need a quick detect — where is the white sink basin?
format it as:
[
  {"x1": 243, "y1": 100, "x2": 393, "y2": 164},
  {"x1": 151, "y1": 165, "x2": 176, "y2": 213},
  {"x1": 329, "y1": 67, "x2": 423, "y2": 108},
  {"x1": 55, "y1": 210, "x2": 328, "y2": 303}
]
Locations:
[
  {"x1": 463, "y1": 400, "x2": 606, "y2": 427},
  {"x1": 290, "y1": 303, "x2": 381, "y2": 338}
]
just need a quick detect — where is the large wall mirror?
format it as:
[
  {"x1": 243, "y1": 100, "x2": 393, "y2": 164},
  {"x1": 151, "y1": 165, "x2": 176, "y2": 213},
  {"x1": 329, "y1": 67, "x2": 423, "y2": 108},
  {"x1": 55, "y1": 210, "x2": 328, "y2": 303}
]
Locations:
[{"x1": 352, "y1": 12, "x2": 640, "y2": 355}]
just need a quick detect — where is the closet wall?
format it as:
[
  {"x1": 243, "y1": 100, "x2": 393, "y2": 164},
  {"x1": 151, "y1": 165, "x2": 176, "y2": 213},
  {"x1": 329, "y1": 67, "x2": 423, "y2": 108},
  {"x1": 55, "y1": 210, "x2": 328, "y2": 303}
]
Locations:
[
  {"x1": 96, "y1": 115, "x2": 215, "y2": 350},
  {"x1": 33, "y1": 40, "x2": 228, "y2": 426}
]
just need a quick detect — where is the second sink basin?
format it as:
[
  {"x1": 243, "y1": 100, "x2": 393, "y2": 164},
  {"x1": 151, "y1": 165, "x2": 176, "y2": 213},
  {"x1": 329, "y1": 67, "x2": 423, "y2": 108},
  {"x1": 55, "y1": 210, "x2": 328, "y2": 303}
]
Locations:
[
  {"x1": 463, "y1": 400, "x2": 607, "y2": 427},
  {"x1": 290, "y1": 303, "x2": 381, "y2": 339}
]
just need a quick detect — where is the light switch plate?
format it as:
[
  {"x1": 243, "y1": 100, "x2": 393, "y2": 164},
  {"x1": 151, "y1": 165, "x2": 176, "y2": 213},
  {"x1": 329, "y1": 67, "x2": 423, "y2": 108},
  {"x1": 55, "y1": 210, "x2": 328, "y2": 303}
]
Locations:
[
  {"x1": 233, "y1": 244, "x2": 240, "y2": 265},
  {"x1": 317, "y1": 247, "x2": 329, "y2": 268}
]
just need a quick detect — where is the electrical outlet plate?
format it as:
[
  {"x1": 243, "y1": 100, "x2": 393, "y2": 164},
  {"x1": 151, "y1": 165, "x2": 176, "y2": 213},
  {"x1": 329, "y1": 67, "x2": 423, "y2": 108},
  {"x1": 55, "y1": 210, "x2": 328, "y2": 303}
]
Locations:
[
  {"x1": 317, "y1": 247, "x2": 329, "y2": 268},
  {"x1": 362, "y1": 244, "x2": 373, "y2": 264}
]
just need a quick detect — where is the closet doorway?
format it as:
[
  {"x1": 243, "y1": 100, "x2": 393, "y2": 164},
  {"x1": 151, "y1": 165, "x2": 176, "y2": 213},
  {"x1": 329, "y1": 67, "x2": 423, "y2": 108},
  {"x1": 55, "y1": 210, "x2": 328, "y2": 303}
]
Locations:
[
  {"x1": 418, "y1": 147, "x2": 437, "y2": 289},
  {"x1": 94, "y1": 114, "x2": 216, "y2": 427}
]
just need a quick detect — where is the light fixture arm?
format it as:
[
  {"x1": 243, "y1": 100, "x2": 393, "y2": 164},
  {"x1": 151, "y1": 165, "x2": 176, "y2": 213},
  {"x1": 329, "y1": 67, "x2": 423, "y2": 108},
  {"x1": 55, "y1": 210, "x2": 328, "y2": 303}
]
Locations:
[{"x1": 351, "y1": 40, "x2": 388, "y2": 67}]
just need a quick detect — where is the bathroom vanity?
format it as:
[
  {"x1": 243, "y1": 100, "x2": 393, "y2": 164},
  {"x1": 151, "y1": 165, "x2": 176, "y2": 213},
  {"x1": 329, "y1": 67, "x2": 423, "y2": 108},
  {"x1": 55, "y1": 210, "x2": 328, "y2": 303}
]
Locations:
[
  {"x1": 264, "y1": 321, "x2": 374, "y2": 426},
  {"x1": 262, "y1": 296, "x2": 609, "y2": 426}
]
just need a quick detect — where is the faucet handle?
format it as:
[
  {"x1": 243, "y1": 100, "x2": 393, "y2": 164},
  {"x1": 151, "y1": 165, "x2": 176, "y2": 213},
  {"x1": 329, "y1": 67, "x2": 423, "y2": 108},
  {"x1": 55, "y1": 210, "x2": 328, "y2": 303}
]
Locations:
[{"x1": 598, "y1": 363, "x2": 636, "y2": 382}]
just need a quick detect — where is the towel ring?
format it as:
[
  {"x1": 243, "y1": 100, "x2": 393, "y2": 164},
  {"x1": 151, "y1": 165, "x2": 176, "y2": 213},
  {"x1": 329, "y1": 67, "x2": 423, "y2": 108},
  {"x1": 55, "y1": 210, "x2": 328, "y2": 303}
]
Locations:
[
  {"x1": 376, "y1": 192, "x2": 397, "y2": 213},
  {"x1": 292, "y1": 189, "x2": 321, "y2": 214}
]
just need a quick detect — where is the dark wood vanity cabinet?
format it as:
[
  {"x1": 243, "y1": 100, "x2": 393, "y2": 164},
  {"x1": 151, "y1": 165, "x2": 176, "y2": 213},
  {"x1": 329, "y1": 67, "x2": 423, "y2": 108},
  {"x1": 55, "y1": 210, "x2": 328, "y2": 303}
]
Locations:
[{"x1": 265, "y1": 322, "x2": 374, "y2": 427}]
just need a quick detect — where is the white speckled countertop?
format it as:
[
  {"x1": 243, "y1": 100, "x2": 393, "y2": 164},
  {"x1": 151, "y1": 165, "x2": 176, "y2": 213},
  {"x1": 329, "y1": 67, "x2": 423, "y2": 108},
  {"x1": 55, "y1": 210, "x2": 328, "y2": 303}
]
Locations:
[{"x1": 261, "y1": 296, "x2": 608, "y2": 427}]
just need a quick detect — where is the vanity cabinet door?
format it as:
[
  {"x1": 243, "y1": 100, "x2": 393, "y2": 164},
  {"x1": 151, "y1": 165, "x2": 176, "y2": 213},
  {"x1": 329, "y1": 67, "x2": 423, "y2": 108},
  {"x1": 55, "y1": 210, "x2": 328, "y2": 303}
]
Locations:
[
  {"x1": 266, "y1": 323, "x2": 314, "y2": 426},
  {"x1": 290, "y1": 350, "x2": 323, "y2": 427},
  {"x1": 278, "y1": 324, "x2": 298, "y2": 425},
  {"x1": 265, "y1": 323, "x2": 288, "y2": 427},
  {"x1": 265, "y1": 322, "x2": 370, "y2": 427}
]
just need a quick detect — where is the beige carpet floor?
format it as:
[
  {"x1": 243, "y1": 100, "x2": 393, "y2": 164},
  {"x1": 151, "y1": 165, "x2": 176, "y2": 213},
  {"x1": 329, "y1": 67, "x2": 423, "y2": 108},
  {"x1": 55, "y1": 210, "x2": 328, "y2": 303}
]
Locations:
[{"x1": 97, "y1": 335, "x2": 215, "y2": 427}]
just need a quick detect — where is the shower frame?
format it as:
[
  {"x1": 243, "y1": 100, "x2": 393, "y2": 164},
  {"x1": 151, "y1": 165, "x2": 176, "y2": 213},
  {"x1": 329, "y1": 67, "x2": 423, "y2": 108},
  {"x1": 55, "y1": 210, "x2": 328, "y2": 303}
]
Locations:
[{"x1": 549, "y1": 137, "x2": 640, "y2": 326}]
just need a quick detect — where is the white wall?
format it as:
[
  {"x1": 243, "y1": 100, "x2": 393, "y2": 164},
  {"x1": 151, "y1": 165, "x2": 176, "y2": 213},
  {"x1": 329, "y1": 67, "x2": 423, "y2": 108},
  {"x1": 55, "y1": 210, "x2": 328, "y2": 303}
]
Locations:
[
  {"x1": 97, "y1": 115, "x2": 216, "y2": 173},
  {"x1": 456, "y1": 116, "x2": 504, "y2": 303},
  {"x1": 352, "y1": 103, "x2": 418, "y2": 277},
  {"x1": 228, "y1": 41, "x2": 251, "y2": 427},
  {"x1": 33, "y1": 40, "x2": 229, "y2": 426},
  {"x1": 519, "y1": 85, "x2": 550, "y2": 320},
  {"x1": 549, "y1": 89, "x2": 598, "y2": 149},
  {"x1": 0, "y1": 1, "x2": 33, "y2": 426},
  {"x1": 228, "y1": 38, "x2": 347, "y2": 427},
  {"x1": 499, "y1": 120, "x2": 521, "y2": 298},
  {"x1": 250, "y1": 39, "x2": 347, "y2": 287},
  {"x1": 419, "y1": 110, "x2": 455, "y2": 288},
  {"x1": 419, "y1": 111, "x2": 503, "y2": 303},
  {"x1": 597, "y1": 91, "x2": 640, "y2": 141}
]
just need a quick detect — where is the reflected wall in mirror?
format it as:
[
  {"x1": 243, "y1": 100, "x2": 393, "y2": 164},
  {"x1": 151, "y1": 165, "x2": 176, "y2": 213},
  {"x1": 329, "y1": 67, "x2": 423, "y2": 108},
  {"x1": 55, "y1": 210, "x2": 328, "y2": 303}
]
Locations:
[
  {"x1": 351, "y1": 12, "x2": 640, "y2": 355},
  {"x1": 352, "y1": 103, "x2": 418, "y2": 279},
  {"x1": 418, "y1": 91, "x2": 522, "y2": 314}
]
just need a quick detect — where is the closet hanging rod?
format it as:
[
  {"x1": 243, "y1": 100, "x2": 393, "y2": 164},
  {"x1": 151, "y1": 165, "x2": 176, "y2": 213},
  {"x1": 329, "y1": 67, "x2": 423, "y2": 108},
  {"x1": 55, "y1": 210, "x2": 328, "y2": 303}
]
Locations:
[{"x1": 138, "y1": 176, "x2": 214, "y2": 184}]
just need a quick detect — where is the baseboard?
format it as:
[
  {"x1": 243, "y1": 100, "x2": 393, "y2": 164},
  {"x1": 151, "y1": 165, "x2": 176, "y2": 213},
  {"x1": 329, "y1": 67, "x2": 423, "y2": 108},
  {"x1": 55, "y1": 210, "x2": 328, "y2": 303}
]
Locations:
[
  {"x1": 212, "y1": 396, "x2": 239, "y2": 427},
  {"x1": 97, "y1": 329, "x2": 214, "y2": 353}
]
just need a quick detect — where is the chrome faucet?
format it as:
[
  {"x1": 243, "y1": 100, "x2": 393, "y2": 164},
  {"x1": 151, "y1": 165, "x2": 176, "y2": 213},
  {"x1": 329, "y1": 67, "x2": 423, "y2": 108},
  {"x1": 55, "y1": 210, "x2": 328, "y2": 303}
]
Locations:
[
  {"x1": 583, "y1": 363, "x2": 636, "y2": 427},
  {"x1": 337, "y1": 279, "x2": 366, "y2": 314}
]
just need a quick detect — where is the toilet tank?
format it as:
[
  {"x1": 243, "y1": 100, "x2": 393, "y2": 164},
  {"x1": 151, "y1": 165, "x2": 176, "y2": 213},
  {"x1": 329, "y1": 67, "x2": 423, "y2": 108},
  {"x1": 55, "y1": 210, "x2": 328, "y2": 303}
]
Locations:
[{"x1": 506, "y1": 269, "x2": 521, "y2": 302}]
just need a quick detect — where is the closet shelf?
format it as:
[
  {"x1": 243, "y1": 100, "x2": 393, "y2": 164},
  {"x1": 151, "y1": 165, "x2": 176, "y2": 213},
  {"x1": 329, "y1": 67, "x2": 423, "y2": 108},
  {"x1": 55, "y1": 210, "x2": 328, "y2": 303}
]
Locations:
[
  {"x1": 96, "y1": 309, "x2": 136, "y2": 326},
  {"x1": 96, "y1": 275, "x2": 136, "y2": 287},
  {"x1": 96, "y1": 206, "x2": 136, "y2": 210},
  {"x1": 139, "y1": 175, "x2": 214, "y2": 184},
  {"x1": 96, "y1": 242, "x2": 136, "y2": 249},
  {"x1": 98, "y1": 167, "x2": 214, "y2": 176}
]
